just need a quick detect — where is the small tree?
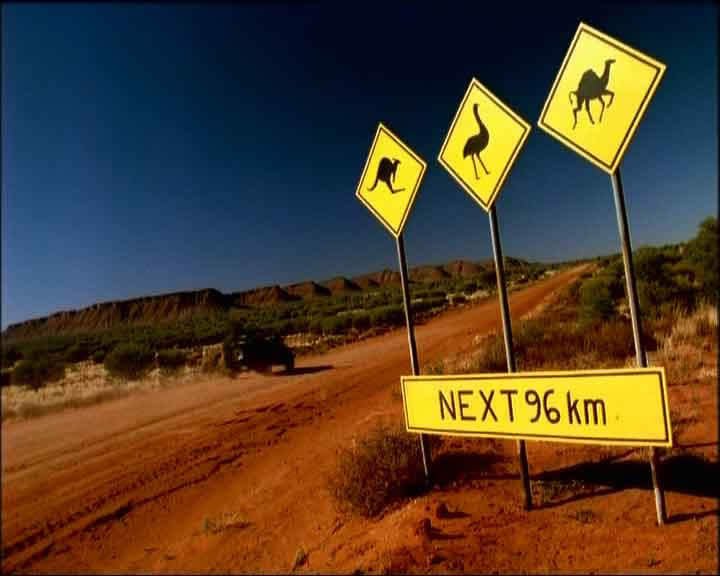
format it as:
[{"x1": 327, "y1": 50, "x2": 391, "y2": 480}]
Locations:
[
  {"x1": 685, "y1": 217, "x2": 718, "y2": 302},
  {"x1": 579, "y1": 277, "x2": 616, "y2": 324},
  {"x1": 104, "y1": 342, "x2": 154, "y2": 380},
  {"x1": 12, "y1": 351, "x2": 65, "y2": 390}
]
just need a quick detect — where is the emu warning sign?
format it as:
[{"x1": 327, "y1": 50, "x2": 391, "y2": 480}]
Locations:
[
  {"x1": 438, "y1": 78, "x2": 531, "y2": 211},
  {"x1": 401, "y1": 368, "x2": 672, "y2": 447},
  {"x1": 356, "y1": 124, "x2": 427, "y2": 237},
  {"x1": 538, "y1": 22, "x2": 666, "y2": 174}
]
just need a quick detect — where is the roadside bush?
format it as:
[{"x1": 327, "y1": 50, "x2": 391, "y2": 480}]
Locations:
[
  {"x1": 269, "y1": 319, "x2": 292, "y2": 336},
  {"x1": 290, "y1": 316, "x2": 310, "y2": 333},
  {"x1": 1, "y1": 346, "x2": 21, "y2": 370},
  {"x1": 579, "y1": 276, "x2": 616, "y2": 323},
  {"x1": 351, "y1": 312, "x2": 371, "y2": 332},
  {"x1": 369, "y1": 305, "x2": 405, "y2": 328},
  {"x1": 685, "y1": 217, "x2": 718, "y2": 302},
  {"x1": 471, "y1": 335, "x2": 508, "y2": 373},
  {"x1": 91, "y1": 349, "x2": 107, "y2": 364},
  {"x1": 328, "y1": 424, "x2": 427, "y2": 518},
  {"x1": 12, "y1": 352, "x2": 66, "y2": 390},
  {"x1": 320, "y1": 315, "x2": 352, "y2": 335},
  {"x1": 308, "y1": 317, "x2": 324, "y2": 335},
  {"x1": 104, "y1": 342, "x2": 154, "y2": 380},
  {"x1": 65, "y1": 342, "x2": 92, "y2": 364},
  {"x1": 157, "y1": 349, "x2": 187, "y2": 373}
]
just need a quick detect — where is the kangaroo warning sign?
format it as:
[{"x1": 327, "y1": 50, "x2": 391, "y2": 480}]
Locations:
[
  {"x1": 538, "y1": 22, "x2": 666, "y2": 174},
  {"x1": 356, "y1": 124, "x2": 427, "y2": 237},
  {"x1": 438, "y1": 78, "x2": 531, "y2": 212},
  {"x1": 401, "y1": 368, "x2": 672, "y2": 447}
]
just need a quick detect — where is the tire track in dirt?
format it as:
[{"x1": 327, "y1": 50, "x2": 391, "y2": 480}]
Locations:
[{"x1": 2, "y1": 266, "x2": 587, "y2": 574}]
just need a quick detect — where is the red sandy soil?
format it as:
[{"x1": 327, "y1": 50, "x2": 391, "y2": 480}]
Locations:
[{"x1": 2, "y1": 265, "x2": 717, "y2": 574}]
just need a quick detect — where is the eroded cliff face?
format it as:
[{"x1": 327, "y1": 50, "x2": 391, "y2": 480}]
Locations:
[{"x1": 3, "y1": 259, "x2": 517, "y2": 341}]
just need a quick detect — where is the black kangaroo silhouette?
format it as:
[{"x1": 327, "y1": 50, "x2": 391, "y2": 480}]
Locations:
[
  {"x1": 569, "y1": 59, "x2": 616, "y2": 129},
  {"x1": 463, "y1": 104, "x2": 490, "y2": 179},
  {"x1": 368, "y1": 157, "x2": 404, "y2": 194}
]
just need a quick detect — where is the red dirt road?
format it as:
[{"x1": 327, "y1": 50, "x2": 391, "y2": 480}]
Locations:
[{"x1": 2, "y1": 265, "x2": 716, "y2": 574}]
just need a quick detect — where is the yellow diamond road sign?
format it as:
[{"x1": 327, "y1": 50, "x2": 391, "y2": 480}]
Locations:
[
  {"x1": 538, "y1": 22, "x2": 666, "y2": 174},
  {"x1": 356, "y1": 124, "x2": 426, "y2": 237},
  {"x1": 401, "y1": 368, "x2": 672, "y2": 447},
  {"x1": 438, "y1": 79, "x2": 531, "y2": 212}
]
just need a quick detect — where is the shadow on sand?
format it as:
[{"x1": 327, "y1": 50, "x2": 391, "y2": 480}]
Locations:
[
  {"x1": 275, "y1": 364, "x2": 333, "y2": 376},
  {"x1": 533, "y1": 453, "x2": 719, "y2": 520},
  {"x1": 431, "y1": 450, "x2": 514, "y2": 487}
]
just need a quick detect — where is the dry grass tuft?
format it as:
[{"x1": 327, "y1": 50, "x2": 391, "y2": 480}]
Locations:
[
  {"x1": 1, "y1": 361, "x2": 197, "y2": 422},
  {"x1": 652, "y1": 303, "x2": 717, "y2": 386},
  {"x1": 328, "y1": 424, "x2": 431, "y2": 518},
  {"x1": 202, "y1": 511, "x2": 250, "y2": 534}
]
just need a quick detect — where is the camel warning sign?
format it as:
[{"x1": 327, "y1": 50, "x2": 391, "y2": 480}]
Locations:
[
  {"x1": 356, "y1": 124, "x2": 427, "y2": 237},
  {"x1": 538, "y1": 22, "x2": 666, "y2": 174},
  {"x1": 438, "y1": 78, "x2": 531, "y2": 212},
  {"x1": 401, "y1": 368, "x2": 672, "y2": 447}
]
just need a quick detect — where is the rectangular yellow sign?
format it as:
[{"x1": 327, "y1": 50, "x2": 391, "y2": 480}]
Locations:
[
  {"x1": 538, "y1": 22, "x2": 666, "y2": 174},
  {"x1": 401, "y1": 368, "x2": 672, "y2": 447}
]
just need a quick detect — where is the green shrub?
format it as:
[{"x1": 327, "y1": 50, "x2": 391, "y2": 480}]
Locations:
[
  {"x1": 369, "y1": 305, "x2": 405, "y2": 328},
  {"x1": 308, "y1": 317, "x2": 324, "y2": 335},
  {"x1": 461, "y1": 280, "x2": 478, "y2": 295},
  {"x1": 352, "y1": 312, "x2": 371, "y2": 332},
  {"x1": 320, "y1": 315, "x2": 352, "y2": 335},
  {"x1": 65, "y1": 342, "x2": 92, "y2": 363},
  {"x1": 104, "y1": 342, "x2": 154, "y2": 380},
  {"x1": 579, "y1": 277, "x2": 616, "y2": 323},
  {"x1": 222, "y1": 335, "x2": 236, "y2": 371},
  {"x1": 12, "y1": 352, "x2": 65, "y2": 390},
  {"x1": 328, "y1": 425, "x2": 427, "y2": 517},
  {"x1": 1, "y1": 346, "x2": 21, "y2": 370},
  {"x1": 471, "y1": 334, "x2": 508, "y2": 373},
  {"x1": 290, "y1": 316, "x2": 310, "y2": 333},
  {"x1": 685, "y1": 217, "x2": 718, "y2": 302},
  {"x1": 157, "y1": 349, "x2": 187, "y2": 373},
  {"x1": 91, "y1": 349, "x2": 107, "y2": 364}
]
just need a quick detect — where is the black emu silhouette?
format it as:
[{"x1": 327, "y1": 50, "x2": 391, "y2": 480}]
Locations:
[
  {"x1": 368, "y1": 157, "x2": 404, "y2": 194},
  {"x1": 569, "y1": 59, "x2": 616, "y2": 129},
  {"x1": 463, "y1": 104, "x2": 490, "y2": 179}
]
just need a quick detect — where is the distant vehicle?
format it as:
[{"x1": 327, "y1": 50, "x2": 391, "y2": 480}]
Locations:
[{"x1": 224, "y1": 331, "x2": 294, "y2": 373}]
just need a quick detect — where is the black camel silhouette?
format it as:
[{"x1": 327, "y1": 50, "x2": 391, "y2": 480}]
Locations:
[
  {"x1": 463, "y1": 104, "x2": 490, "y2": 179},
  {"x1": 569, "y1": 59, "x2": 615, "y2": 129},
  {"x1": 368, "y1": 157, "x2": 404, "y2": 194}
]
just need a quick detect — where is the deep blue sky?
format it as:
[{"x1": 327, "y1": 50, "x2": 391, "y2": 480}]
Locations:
[{"x1": 2, "y1": 2, "x2": 717, "y2": 328}]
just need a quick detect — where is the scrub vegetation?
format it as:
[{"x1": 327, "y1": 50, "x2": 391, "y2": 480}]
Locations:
[
  {"x1": 1, "y1": 259, "x2": 548, "y2": 392},
  {"x1": 330, "y1": 217, "x2": 717, "y2": 519}
]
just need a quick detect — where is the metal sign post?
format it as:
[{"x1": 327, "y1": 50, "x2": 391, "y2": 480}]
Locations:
[
  {"x1": 355, "y1": 123, "x2": 430, "y2": 485},
  {"x1": 437, "y1": 78, "x2": 533, "y2": 510},
  {"x1": 489, "y1": 206, "x2": 533, "y2": 510},
  {"x1": 610, "y1": 166, "x2": 666, "y2": 525},
  {"x1": 397, "y1": 233, "x2": 432, "y2": 483}
]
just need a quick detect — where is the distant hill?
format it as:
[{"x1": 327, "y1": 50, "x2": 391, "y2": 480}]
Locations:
[
  {"x1": 2, "y1": 289, "x2": 230, "y2": 341},
  {"x1": 322, "y1": 277, "x2": 362, "y2": 293},
  {"x1": 409, "y1": 265, "x2": 451, "y2": 283},
  {"x1": 230, "y1": 285, "x2": 299, "y2": 307},
  {"x1": 284, "y1": 281, "x2": 332, "y2": 299},
  {"x1": 2, "y1": 257, "x2": 537, "y2": 341}
]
